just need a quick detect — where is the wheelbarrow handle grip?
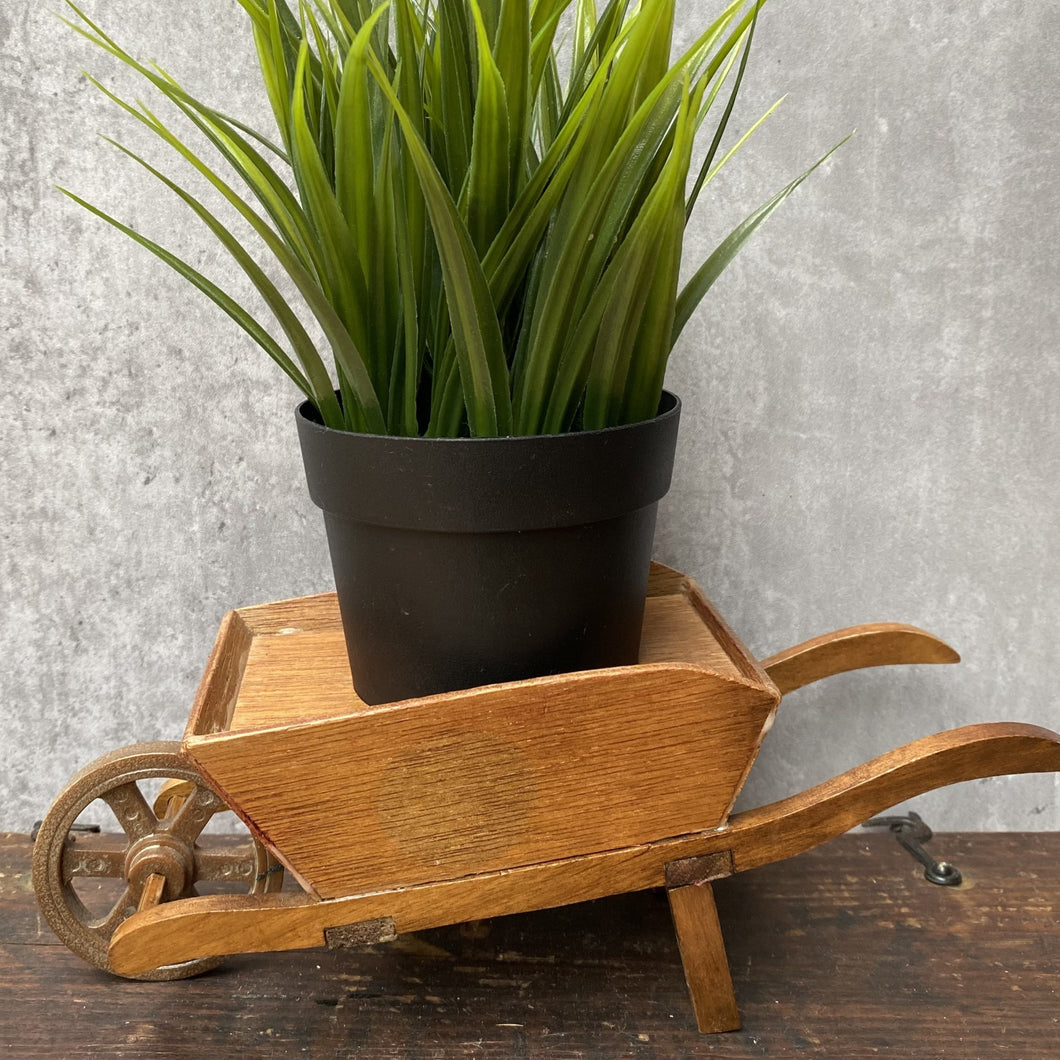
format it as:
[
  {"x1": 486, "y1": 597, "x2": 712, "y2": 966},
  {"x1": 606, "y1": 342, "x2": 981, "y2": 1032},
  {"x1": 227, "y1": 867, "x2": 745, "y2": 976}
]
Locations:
[
  {"x1": 762, "y1": 623, "x2": 960, "y2": 695},
  {"x1": 720, "y1": 722, "x2": 1060, "y2": 875}
]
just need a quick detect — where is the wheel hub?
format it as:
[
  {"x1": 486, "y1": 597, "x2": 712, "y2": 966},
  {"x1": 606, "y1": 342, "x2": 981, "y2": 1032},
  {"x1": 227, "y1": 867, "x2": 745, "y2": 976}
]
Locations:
[{"x1": 125, "y1": 832, "x2": 194, "y2": 901}]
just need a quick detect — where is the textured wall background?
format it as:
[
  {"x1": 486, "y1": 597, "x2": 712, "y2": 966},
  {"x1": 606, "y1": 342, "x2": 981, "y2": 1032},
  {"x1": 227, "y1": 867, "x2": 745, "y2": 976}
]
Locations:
[{"x1": 2, "y1": 1, "x2": 1057, "y2": 832}]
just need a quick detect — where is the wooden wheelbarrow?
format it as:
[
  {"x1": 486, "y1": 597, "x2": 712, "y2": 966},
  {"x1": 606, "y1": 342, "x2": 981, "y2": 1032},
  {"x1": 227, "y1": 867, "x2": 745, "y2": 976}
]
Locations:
[{"x1": 32, "y1": 563, "x2": 1060, "y2": 1033}]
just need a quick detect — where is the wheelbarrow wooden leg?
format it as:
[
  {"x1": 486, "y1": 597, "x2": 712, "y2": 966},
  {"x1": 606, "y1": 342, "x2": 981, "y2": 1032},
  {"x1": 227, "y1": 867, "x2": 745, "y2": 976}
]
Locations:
[{"x1": 667, "y1": 879, "x2": 740, "y2": 1033}]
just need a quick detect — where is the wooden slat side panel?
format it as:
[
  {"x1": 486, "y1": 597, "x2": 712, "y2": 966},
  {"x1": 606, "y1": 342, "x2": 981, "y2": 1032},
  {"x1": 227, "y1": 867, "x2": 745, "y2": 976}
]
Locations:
[
  {"x1": 229, "y1": 630, "x2": 361, "y2": 732},
  {"x1": 229, "y1": 592, "x2": 743, "y2": 733},
  {"x1": 638, "y1": 596, "x2": 742, "y2": 681},
  {"x1": 680, "y1": 577, "x2": 775, "y2": 691},
  {"x1": 672, "y1": 579, "x2": 782, "y2": 822},
  {"x1": 183, "y1": 612, "x2": 253, "y2": 739},
  {"x1": 236, "y1": 592, "x2": 344, "y2": 635},
  {"x1": 186, "y1": 664, "x2": 775, "y2": 898},
  {"x1": 183, "y1": 750, "x2": 322, "y2": 901}
]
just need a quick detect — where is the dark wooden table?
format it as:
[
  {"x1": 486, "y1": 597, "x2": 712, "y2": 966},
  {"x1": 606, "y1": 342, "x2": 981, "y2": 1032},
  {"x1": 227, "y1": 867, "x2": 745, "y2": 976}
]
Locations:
[{"x1": 2, "y1": 831, "x2": 1057, "y2": 1057}]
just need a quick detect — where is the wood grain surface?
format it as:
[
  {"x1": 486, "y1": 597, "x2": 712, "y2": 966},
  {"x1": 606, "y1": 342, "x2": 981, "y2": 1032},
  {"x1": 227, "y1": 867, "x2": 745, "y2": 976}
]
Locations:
[
  {"x1": 761, "y1": 622, "x2": 960, "y2": 695},
  {"x1": 6, "y1": 831, "x2": 1059, "y2": 1057},
  {"x1": 183, "y1": 609, "x2": 253, "y2": 739},
  {"x1": 183, "y1": 574, "x2": 780, "y2": 899},
  {"x1": 110, "y1": 723, "x2": 1060, "y2": 976},
  {"x1": 187, "y1": 662, "x2": 777, "y2": 899},
  {"x1": 228, "y1": 592, "x2": 752, "y2": 733},
  {"x1": 667, "y1": 882, "x2": 741, "y2": 1034}
]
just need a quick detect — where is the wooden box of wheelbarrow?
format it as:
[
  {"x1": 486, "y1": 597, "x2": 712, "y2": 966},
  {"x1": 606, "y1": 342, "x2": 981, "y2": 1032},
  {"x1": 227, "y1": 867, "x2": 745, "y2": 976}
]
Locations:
[{"x1": 31, "y1": 563, "x2": 1060, "y2": 1033}]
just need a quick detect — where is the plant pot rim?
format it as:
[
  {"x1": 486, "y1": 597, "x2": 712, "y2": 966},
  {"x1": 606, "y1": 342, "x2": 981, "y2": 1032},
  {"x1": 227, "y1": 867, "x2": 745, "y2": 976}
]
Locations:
[
  {"x1": 296, "y1": 390, "x2": 680, "y2": 444},
  {"x1": 296, "y1": 391, "x2": 682, "y2": 533}
]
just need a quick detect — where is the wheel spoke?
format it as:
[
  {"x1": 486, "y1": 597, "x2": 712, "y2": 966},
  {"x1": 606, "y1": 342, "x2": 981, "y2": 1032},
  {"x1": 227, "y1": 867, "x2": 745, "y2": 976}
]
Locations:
[
  {"x1": 61, "y1": 845, "x2": 126, "y2": 882},
  {"x1": 102, "y1": 782, "x2": 156, "y2": 841},
  {"x1": 195, "y1": 847, "x2": 258, "y2": 884},
  {"x1": 85, "y1": 887, "x2": 136, "y2": 938},
  {"x1": 166, "y1": 784, "x2": 225, "y2": 845}
]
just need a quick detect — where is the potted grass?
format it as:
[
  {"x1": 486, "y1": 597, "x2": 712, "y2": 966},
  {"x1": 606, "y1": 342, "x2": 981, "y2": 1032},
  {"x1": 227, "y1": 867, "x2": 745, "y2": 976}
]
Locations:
[{"x1": 62, "y1": 0, "x2": 841, "y2": 704}]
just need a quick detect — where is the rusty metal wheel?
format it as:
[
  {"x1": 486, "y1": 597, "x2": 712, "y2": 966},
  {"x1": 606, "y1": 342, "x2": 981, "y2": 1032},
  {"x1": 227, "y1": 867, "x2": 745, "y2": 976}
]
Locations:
[{"x1": 32, "y1": 740, "x2": 284, "y2": 980}]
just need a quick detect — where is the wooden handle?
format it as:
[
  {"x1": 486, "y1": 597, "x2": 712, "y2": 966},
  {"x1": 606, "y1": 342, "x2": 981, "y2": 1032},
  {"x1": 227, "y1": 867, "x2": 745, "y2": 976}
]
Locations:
[
  {"x1": 721, "y1": 722, "x2": 1060, "y2": 873},
  {"x1": 762, "y1": 623, "x2": 960, "y2": 695}
]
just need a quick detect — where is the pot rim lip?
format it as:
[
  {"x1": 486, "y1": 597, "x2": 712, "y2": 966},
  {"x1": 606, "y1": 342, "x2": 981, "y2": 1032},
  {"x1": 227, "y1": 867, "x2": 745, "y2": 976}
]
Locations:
[{"x1": 296, "y1": 389, "x2": 681, "y2": 443}]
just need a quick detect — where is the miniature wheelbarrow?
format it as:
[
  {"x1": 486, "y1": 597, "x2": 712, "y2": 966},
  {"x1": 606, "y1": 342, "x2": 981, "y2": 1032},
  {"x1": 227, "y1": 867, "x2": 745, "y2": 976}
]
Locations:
[{"x1": 33, "y1": 563, "x2": 1060, "y2": 1033}]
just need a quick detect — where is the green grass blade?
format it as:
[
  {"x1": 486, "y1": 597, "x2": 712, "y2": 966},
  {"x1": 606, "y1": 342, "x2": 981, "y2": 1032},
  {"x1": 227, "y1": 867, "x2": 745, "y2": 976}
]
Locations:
[
  {"x1": 483, "y1": 19, "x2": 632, "y2": 308},
  {"x1": 305, "y1": 6, "x2": 341, "y2": 132},
  {"x1": 466, "y1": 0, "x2": 511, "y2": 254},
  {"x1": 673, "y1": 134, "x2": 852, "y2": 346},
  {"x1": 335, "y1": 4, "x2": 390, "y2": 275},
  {"x1": 374, "y1": 110, "x2": 403, "y2": 424},
  {"x1": 528, "y1": 3, "x2": 567, "y2": 104},
  {"x1": 61, "y1": 2, "x2": 288, "y2": 160},
  {"x1": 370, "y1": 53, "x2": 512, "y2": 436},
  {"x1": 529, "y1": 0, "x2": 573, "y2": 37},
  {"x1": 99, "y1": 80, "x2": 383, "y2": 432},
  {"x1": 392, "y1": 155, "x2": 423, "y2": 436},
  {"x1": 695, "y1": 95, "x2": 785, "y2": 196},
  {"x1": 493, "y1": 0, "x2": 530, "y2": 191},
  {"x1": 56, "y1": 186, "x2": 319, "y2": 409},
  {"x1": 393, "y1": 0, "x2": 430, "y2": 304},
  {"x1": 621, "y1": 193, "x2": 685, "y2": 425},
  {"x1": 426, "y1": 343, "x2": 466, "y2": 437},
  {"x1": 630, "y1": 0, "x2": 676, "y2": 112},
  {"x1": 437, "y1": 0, "x2": 475, "y2": 190},
  {"x1": 261, "y1": 0, "x2": 296, "y2": 151},
  {"x1": 513, "y1": 61, "x2": 695, "y2": 430},
  {"x1": 291, "y1": 39, "x2": 383, "y2": 410},
  {"x1": 101, "y1": 138, "x2": 341, "y2": 405},
  {"x1": 559, "y1": 0, "x2": 627, "y2": 123},
  {"x1": 582, "y1": 79, "x2": 694, "y2": 430},
  {"x1": 687, "y1": 0, "x2": 761, "y2": 219},
  {"x1": 536, "y1": 48, "x2": 562, "y2": 151},
  {"x1": 571, "y1": 0, "x2": 597, "y2": 82}
]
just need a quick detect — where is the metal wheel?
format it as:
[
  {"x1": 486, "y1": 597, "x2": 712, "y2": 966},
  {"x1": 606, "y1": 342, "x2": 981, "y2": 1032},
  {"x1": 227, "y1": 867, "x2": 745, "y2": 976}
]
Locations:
[{"x1": 32, "y1": 740, "x2": 284, "y2": 980}]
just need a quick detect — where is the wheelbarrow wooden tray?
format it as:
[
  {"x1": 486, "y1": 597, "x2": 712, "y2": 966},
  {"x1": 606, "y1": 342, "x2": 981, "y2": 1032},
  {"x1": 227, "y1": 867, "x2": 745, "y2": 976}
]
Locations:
[{"x1": 183, "y1": 566, "x2": 781, "y2": 900}]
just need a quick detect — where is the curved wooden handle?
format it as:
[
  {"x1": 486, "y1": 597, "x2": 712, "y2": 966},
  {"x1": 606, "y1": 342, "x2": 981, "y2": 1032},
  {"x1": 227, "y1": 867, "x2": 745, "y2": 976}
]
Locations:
[
  {"x1": 762, "y1": 623, "x2": 960, "y2": 695},
  {"x1": 722, "y1": 722, "x2": 1060, "y2": 874}
]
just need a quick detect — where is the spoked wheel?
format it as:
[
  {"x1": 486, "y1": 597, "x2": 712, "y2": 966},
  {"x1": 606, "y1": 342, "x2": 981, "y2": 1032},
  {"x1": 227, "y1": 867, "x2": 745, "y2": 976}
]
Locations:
[{"x1": 32, "y1": 740, "x2": 284, "y2": 980}]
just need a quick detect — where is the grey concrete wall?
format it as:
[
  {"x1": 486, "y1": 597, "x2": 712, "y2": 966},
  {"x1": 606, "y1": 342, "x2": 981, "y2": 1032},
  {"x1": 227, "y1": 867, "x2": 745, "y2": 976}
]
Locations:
[{"x1": 2, "y1": 1, "x2": 1056, "y2": 833}]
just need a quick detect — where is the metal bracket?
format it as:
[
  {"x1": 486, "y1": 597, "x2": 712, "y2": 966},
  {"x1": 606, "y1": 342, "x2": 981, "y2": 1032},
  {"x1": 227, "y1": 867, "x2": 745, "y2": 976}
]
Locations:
[
  {"x1": 324, "y1": 916, "x2": 398, "y2": 949},
  {"x1": 665, "y1": 850, "x2": 735, "y2": 889},
  {"x1": 864, "y1": 811, "x2": 962, "y2": 886}
]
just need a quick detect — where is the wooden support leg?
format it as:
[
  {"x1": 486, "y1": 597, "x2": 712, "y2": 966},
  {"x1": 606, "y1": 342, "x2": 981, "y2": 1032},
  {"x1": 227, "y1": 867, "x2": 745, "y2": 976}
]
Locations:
[{"x1": 667, "y1": 881, "x2": 741, "y2": 1034}]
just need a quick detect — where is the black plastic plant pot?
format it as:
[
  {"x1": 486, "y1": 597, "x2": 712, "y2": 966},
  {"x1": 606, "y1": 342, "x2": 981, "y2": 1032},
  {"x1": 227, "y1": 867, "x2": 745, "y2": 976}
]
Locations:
[{"x1": 296, "y1": 392, "x2": 681, "y2": 705}]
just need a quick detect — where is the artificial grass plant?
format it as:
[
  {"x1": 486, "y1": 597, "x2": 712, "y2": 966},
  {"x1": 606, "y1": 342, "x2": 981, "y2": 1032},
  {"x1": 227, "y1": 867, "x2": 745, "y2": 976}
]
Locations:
[{"x1": 61, "y1": 0, "x2": 844, "y2": 437}]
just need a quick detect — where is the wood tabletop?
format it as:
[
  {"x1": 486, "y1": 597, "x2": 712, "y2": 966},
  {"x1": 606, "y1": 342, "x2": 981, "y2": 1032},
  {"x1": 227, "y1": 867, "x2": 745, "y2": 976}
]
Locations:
[{"x1": 2, "y1": 830, "x2": 1057, "y2": 1057}]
